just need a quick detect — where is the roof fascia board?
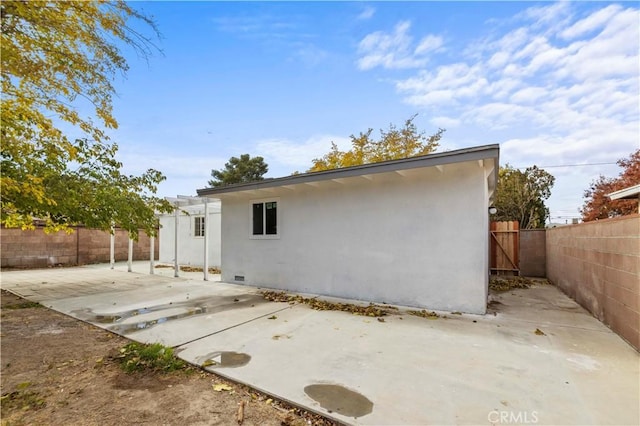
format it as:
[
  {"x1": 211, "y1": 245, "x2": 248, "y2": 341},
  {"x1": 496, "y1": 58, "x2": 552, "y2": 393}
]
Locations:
[
  {"x1": 197, "y1": 144, "x2": 499, "y2": 197},
  {"x1": 607, "y1": 184, "x2": 640, "y2": 200}
]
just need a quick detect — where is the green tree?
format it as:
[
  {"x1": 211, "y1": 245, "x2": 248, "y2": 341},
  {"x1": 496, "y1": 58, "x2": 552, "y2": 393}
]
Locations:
[
  {"x1": 309, "y1": 115, "x2": 444, "y2": 172},
  {"x1": 493, "y1": 165, "x2": 555, "y2": 229},
  {"x1": 209, "y1": 154, "x2": 269, "y2": 187},
  {"x1": 1, "y1": 1, "x2": 172, "y2": 237},
  {"x1": 581, "y1": 149, "x2": 640, "y2": 221}
]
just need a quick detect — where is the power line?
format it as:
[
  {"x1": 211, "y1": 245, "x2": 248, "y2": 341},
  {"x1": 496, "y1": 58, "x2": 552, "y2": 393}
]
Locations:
[
  {"x1": 539, "y1": 162, "x2": 617, "y2": 168},
  {"x1": 517, "y1": 162, "x2": 617, "y2": 169}
]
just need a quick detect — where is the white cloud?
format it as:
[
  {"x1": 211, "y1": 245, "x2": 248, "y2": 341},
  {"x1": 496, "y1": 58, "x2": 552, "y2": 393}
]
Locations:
[
  {"x1": 487, "y1": 51, "x2": 510, "y2": 69},
  {"x1": 560, "y1": 4, "x2": 622, "y2": 39},
  {"x1": 357, "y1": 21, "x2": 443, "y2": 70},
  {"x1": 496, "y1": 27, "x2": 530, "y2": 53},
  {"x1": 254, "y1": 135, "x2": 351, "y2": 171},
  {"x1": 463, "y1": 103, "x2": 550, "y2": 130},
  {"x1": 394, "y1": 3, "x2": 639, "y2": 148},
  {"x1": 397, "y1": 63, "x2": 489, "y2": 106},
  {"x1": 118, "y1": 151, "x2": 227, "y2": 181},
  {"x1": 517, "y1": 1, "x2": 574, "y2": 34},
  {"x1": 357, "y1": 6, "x2": 375, "y2": 20},
  {"x1": 115, "y1": 150, "x2": 230, "y2": 196},
  {"x1": 509, "y1": 87, "x2": 547, "y2": 104},
  {"x1": 375, "y1": 2, "x2": 639, "y2": 218},
  {"x1": 414, "y1": 35, "x2": 444, "y2": 55},
  {"x1": 557, "y1": 8, "x2": 639, "y2": 81},
  {"x1": 430, "y1": 116, "x2": 461, "y2": 128}
]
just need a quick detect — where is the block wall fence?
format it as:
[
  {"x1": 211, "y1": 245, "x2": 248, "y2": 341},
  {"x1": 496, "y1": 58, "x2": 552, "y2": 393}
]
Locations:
[
  {"x1": 519, "y1": 229, "x2": 546, "y2": 277},
  {"x1": 1, "y1": 225, "x2": 158, "y2": 268},
  {"x1": 546, "y1": 214, "x2": 639, "y2": 351}
]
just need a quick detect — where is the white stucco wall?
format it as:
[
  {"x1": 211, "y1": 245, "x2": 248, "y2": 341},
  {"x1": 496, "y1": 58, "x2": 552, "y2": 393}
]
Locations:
[
  {"x1": 219, "y1": 160, "x2": 492, "y2": 314},
  {"x1": 159, "y1": 204, "x2": 221, "y2": 267}
]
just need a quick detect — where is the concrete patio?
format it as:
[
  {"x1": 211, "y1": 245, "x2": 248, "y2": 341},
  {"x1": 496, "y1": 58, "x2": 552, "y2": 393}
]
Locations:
[{"x1": 1, "y1": 262, "x2": 638, "y2": 425}]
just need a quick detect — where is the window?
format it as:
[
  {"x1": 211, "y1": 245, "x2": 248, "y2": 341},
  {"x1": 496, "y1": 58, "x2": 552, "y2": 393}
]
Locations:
[
  {"x1": 194, "y1": 216, "x2": 205, "y2": 237},
  {"x1": 251, "y1": 199, "x2": 278, "y2": 238}
]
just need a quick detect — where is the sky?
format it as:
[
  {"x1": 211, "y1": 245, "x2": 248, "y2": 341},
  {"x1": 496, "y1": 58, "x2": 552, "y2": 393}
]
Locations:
[{"x1": 101, "y1": 1, "x2": 638, "y2": 222}]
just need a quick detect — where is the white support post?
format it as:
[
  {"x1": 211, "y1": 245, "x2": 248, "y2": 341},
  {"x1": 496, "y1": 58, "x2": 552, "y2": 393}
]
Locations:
[
  {"x1": 109, "y1": 225, "x2": 115, "y2": 269},
  {"x1": 127, "y1": 237, "x2": 133, "y2": 272},
  {"x1": 203, "y1": 200, "x2": 209, "y2": 281},
  {"x1": 149, "y1": 235, "x2": 155, "y2": 274},
  {"x1": 174, "y1": 206, "x2": 179, "y2": 278}
]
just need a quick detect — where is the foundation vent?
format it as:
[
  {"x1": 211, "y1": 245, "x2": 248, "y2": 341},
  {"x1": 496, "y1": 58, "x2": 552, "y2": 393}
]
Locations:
[{"x1": 234, "y1": 275, "x2": 245, "y2": 282}]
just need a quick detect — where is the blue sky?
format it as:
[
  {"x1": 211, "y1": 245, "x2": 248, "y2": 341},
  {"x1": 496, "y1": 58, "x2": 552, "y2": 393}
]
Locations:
[{"x1": 104, "y1": 1, "x2": 639, "y2": 222}]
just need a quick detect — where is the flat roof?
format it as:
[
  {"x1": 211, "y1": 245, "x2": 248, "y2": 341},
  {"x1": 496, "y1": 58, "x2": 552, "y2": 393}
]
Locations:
[
  {"x1": 607, "y1": 184, "x2": 640, "y2": 200},
  {"x1": 197, "y1": 144, "x2": 499, "y2": 197}
]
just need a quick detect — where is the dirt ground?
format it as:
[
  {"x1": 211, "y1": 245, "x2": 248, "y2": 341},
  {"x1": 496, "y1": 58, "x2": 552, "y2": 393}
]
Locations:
[{"x1": 0, "y1": 290, "x2": 336, "y2": 426}]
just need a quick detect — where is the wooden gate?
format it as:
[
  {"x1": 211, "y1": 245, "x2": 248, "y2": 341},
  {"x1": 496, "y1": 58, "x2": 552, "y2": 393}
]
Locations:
[{"x1": 490, "y1": 221, "x2": 519, "y2": 275}]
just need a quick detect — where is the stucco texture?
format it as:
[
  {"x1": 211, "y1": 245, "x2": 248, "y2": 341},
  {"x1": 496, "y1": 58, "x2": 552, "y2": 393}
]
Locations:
[
  {"x1": 159, "y1": 206, "x2": 221, "y2": 267},
  {"x1": 219, "y1": 161, "x2": 492, "y2": 314}
]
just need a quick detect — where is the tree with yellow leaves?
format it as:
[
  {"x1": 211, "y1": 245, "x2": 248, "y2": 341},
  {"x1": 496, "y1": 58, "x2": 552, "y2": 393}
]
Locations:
[
  {"x1": 1, "y1": 0, "x2": 172, "y2": 237},
  {"x1": 309, "y1": 115, "x2": 444, "y2": 172}
]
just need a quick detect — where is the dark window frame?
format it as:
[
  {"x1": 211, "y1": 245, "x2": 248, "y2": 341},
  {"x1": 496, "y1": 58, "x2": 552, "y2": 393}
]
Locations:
[{"x1": 250, "y1": 198, "x2": 279, "y2": 239}]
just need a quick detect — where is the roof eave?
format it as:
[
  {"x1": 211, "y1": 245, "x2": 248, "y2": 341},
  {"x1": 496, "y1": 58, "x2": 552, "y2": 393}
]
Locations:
[
  {"x1": 607, "y1": 184, "x2": 640, "y2": 200},
  {"x1": 197, "y1": 144, "x2": 500, "y2": 197}
]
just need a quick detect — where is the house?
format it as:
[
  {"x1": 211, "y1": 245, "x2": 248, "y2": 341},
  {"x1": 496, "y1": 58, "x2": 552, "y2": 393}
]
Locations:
[
  {"x1": 158, "y1": 199, "x2": 222, "y2": 269},
  {"x1": 197, "y1": 144, "x2": 499, "y2": 314}
]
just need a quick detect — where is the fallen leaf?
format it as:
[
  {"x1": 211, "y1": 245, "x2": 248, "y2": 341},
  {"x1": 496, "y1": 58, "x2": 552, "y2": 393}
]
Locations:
[
  {"x1": 534, "y1": 328, "x2": 546, "y2": 336},
  {"x1": 202, "y1": 359, "x2": 217, "y2": 367},
  {"x1": 408, "y1": 309, "x2": 439, "y2": 319},
  {"x1": 213, "y1": 383, "x2": 233, "y2": 392},
  {"x1": 267, "y1": 315, "x2": 277, "y2": 320},
  {"x1": 265, "y1": 398, "x2": 273, "y2": 405},
  {"x1": 261, "y1": 291, "x2": 390, "y2": 317},
  {"x1": 237, "y1": 400, "x2": 245, "y2": 425},
  {"x1": 377, "y1": 317, "x2": 385, "y2": 322}
]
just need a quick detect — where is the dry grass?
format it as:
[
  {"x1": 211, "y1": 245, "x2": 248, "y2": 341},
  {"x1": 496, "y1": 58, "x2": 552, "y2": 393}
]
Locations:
[
  {"x1": 489, "y1": 276, "x2": 550, "y2": 292},
  {"x1": 154, "y1": 264, "x2": 221, "y2": 274}
]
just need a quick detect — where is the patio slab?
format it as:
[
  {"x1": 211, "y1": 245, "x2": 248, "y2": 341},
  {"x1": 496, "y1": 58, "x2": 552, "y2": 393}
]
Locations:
[
  {"x1": 176, "y1": 286, "x2": 639, "y2": 425},
  {"x1": 1, "y1": 264, "x2": 638, "y2": 425},
  {"x1": 2, "y1": 266, "x2": 290, "y2": 348}
]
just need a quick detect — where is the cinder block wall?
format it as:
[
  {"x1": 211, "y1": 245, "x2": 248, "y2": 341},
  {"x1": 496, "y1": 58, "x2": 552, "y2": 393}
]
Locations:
[
  {"x1": 1, "y1": 227, "x2": 77, "y2": 268},
  {"x1": 520, "y1": 229, "x2": 546, "y2": 277},
  {"x1": 546, "y1": 214, "x2": 639, "y2": 351},
  {"x1": 1, "y1": 226, "x2": 158, "y2": 268}
]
